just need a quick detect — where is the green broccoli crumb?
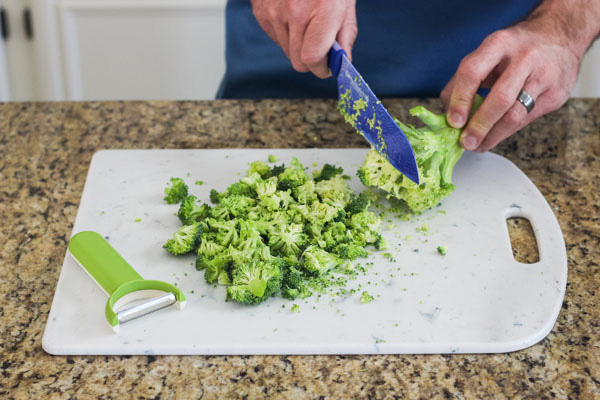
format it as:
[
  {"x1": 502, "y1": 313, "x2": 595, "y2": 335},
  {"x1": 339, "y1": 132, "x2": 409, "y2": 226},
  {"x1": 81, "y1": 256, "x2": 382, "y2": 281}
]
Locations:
[
  {"x1": 375, "y1": 338, "x2": 386, "y2": 344},
  {"x1": 134, "y1": 218, "x2": 142, "y2": 222},
  {"x1": 268, "y1": 154, "x2": 278, "y2": 163},
  {"x1": 195, "y1": 180, "x2": 204, "y2": 186},
  {"x1": 360, "y1": 291, "x2": 375, "y2": 304},
  {"x1": 291, "y1": 304, "x2": 300, "y2": 313},
  {"x1": 437, "y1": 245, "x2": 447, "y2": 255}
]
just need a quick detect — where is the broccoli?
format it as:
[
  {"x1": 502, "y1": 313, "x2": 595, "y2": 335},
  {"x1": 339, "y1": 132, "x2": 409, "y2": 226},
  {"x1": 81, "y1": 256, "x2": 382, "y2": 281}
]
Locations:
[
  {"x1": 302, "y1": 245, "x2": 343, "y2": 276},
  {"x1": 360, "y1": 291, "x2": 375, "y2": 304},
  {"x1": 313, "y1": 163, "x2": 344, "y2": 182},
  {"x1": 357, "y1": 96, "x2": 483, "y2": 214},
  {"x1": 345, "y1": 192, "x2": 371, "y2": 215},
  {"x1": 437, "y1": 245, "x2": 447, "y2": 255},
  {"x1": 226, "y1": 261, "x2": 281, "y2": 305},
  {"x1": 178, "y1": 195, "x2": 210, "y2": 225},
  {"x1": 164, "y1": 177, "x2": 188, "y2": 204},
  {"x1": 268, "y1": 154, "x2": 279, "y2": 163},
  {"x1": 162, "y1": 157, "x2": 388, "y2": 305},
  {"x1": 163, "y1": 223, "x2": 202, "y2": 255}
]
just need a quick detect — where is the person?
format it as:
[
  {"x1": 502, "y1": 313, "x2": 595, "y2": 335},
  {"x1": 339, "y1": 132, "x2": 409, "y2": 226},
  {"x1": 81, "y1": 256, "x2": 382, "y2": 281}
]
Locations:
[{"x1": 217, "y1": 0, "x2": 600, "y2": 152}]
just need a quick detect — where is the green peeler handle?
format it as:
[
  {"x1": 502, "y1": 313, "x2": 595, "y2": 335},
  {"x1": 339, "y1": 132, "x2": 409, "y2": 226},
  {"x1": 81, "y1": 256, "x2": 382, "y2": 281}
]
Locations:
[{"x1": 68, "y1": 231, "x2": 143, "y2": 296}]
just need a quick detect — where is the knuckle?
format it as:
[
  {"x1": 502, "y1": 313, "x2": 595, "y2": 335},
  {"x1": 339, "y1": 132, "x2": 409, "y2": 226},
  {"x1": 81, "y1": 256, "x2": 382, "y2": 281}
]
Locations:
[
  {"x1": 505, "y1": 105, "x2": 526, "y2": 125},
  {"x1": 488, "y1": 29, "x2": 513, "y2": 46},
  {"x1": 300, "y1": 49, "x2": 321, "y2": 67},
  {"x1": 494, "y1": 91, "x2": 515, "y2": 110},
  {"x1": 458, "y1": 56, "x2": 479, "y2": 77},
  {"x1": 267, "y1": 5, "x2": 279, "y2": 21}
]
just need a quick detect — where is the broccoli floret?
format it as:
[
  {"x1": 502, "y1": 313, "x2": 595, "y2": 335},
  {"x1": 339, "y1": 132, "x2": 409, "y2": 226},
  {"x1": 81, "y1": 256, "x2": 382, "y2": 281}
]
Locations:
[
  {"x1": 164, "y1": 177, "x2": 188, "y2": 204},
  {"x1": 177, "y1": 195, "x2": 210, "y2": 225},
  {"x1": 335, "y1": 243, "x2": 369, "y2": 260},
  {"x1": 226, "y1": 181, "x2": 255, "y2": 197},
  {"x1": 437, "y1": 245, "x2": 447, "y2": 255},
  {"x1": 301, "y1": 245, "x2": 343, "y2": 276},
  {"x1": 268, "y1": 154, "x2": 279, "y2": 163},
  {"x1": 281, "y1": 265, "x2": 305, "y2": 300},
  {"x1": 270, "y1": 163, "x2": 286, "y2": 177},
  {"x1": 209, "y1": 189, "x2": 222, "y2": 204},
  {"x1": 226, "y1": 261, "x2": 282, "y2": 305},
  {"x1": 277, "y1": 157, "x2": 310, "y2": 190},
  {"x1": 163, "y1": 223, "x2": 202, "y2": 255},
  {"x1": 345, "y1": 192, "x2": 371, "y2": 215},
  {"x1": 313, "y1": 163, "x2": 344, "y2": 182},
  {"x1": 268, "y1": 223, "x2": 308, "y2": 257},
  {"x1": 247, "y1": 161, "x2": 272, "y2": 179},
  {"x1": 357, "y1": 96, "x2": 483, "y2": 213}
]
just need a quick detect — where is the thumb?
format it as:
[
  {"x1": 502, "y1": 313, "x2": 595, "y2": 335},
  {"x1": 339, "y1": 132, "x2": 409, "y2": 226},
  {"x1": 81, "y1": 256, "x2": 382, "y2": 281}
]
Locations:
[{"x1": 336, "y1": 2, "x2": 357, "y2": 61}]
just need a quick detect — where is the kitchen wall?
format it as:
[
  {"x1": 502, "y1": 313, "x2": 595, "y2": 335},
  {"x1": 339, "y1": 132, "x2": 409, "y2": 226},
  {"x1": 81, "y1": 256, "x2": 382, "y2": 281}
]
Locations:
[{"x1": 0, "y1": 0, "x2": 599, "y2": 101}]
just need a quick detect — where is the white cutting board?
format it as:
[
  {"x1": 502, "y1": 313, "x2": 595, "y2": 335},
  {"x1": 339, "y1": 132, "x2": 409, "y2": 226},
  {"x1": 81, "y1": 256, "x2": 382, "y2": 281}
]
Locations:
[{"x1": 43, "y1": 149, "x2": 567, "y2": 355}]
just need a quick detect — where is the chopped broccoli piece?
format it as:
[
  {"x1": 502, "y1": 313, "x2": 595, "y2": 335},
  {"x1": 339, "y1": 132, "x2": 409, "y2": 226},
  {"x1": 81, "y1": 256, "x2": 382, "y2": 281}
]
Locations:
[
  {"x1": 437, "y1": 245, "x2": 447, "y2": 255},
  {"x1": 268, "y1": 154, "x2": 279, "y2": 163},
  {"x1": 163, "y1": 223, "x2": 202, "y2": 255},
  {"x1": 313, "y1": 163, "x2": 344, "y2": 182},
  {"x1": 345, "y1": 192, "x2": 371, "y2": 215},
  {"x1": 360, "y1": 291, "x2": 375, "y2": 304},
  {"x1": 291, "y1": 304, "x2": 300, "y2": 313},
  {"x1": 164, "y1": 177, "x2": 188, "y2": 204},
  {"x1": 178, "y1": 195, "x2": 210, "y2": 225},
  {"x1": 162, "y1": 157, "x2": 388, "y2": 305},
  {"x1": 302, "y1": 245, "x2": 343, "y2": 276}
]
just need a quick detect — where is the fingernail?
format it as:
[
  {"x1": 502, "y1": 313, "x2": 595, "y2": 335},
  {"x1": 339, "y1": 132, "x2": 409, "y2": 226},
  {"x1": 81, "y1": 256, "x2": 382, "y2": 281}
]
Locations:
[
  {"x1": 449, "y1": 112, "x2": 464, "y2": 128},
  {"x1": 461, "y1": 135, "x2": 477, "y2": 150}
]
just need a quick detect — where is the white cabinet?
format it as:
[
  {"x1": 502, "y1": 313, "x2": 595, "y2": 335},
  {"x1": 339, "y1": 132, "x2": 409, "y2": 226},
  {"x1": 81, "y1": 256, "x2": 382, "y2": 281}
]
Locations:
[{"x1": 57, "y1": 0, "x2": 226, "y2": 100}]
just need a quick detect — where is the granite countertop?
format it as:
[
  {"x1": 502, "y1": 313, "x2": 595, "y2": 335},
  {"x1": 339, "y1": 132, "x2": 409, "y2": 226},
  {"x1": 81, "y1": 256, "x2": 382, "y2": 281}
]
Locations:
[{"x1": 0, "y1": 99, "x2": 598, "y2": 398}]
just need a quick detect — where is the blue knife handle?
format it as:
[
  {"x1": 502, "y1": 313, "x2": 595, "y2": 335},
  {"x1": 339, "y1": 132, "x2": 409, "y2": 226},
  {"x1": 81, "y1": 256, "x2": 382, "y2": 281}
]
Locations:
[{"x1": 328, "y1": 41, "x2": 346, "y2": 78}]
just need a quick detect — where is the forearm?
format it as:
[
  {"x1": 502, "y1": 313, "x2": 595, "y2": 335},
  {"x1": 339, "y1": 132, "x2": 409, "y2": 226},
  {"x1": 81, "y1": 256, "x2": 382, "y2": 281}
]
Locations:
[{"x1": 525, "y1": 0, "x2": 600, "y2": 60}]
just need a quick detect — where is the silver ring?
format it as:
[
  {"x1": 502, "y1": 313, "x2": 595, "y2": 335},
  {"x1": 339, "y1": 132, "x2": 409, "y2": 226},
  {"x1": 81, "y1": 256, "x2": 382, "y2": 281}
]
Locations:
[{"x1": 517, "y1": 90, "x2": 535, "y2": 113}]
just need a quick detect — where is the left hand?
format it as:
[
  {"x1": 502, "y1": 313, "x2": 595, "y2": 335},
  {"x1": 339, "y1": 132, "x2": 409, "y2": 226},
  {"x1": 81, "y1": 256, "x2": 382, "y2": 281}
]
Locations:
[{"x1": 440, "y1": 18, "x2": 582, "y2": 152}]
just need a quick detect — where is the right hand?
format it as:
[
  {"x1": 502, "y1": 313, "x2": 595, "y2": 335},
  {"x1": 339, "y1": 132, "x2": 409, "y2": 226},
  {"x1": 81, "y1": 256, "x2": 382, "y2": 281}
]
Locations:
[{"x1": 250, "y1": 0, "x2": 357, "y2": 78}]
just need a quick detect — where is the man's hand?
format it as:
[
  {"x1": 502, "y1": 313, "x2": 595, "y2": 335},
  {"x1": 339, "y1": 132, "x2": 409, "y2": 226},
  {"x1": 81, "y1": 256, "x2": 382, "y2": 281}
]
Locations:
[
  {"x1": 250, "y1": 0, "x2": 357, "y2": 78},
  {"x1": 441, "y1": 0, "x2": 600, "y2": 152}
]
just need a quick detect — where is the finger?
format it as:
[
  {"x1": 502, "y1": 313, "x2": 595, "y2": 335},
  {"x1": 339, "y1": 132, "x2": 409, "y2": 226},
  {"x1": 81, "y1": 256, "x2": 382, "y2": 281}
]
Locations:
[
  {"x1": 272, "y1": 20, "x2": 290, "y2": 58},
  {"x1": 336, "y1": 2, "x2": 358, "y2": 62},
  {"x1": 460, "y1": 63, "x2": 531, "y2": 150},
  {"x1": 446, "y1": 45, "x2": 505, "y2": 129},
  {"x1": 301, "y1": 11, "x2": 346, "y2": 79},
  {"x1": 288, "y1": 19, "x2": 310, "y2": 73},
  {"x1": 440, "y1": 75, "x2": 455, "y2": 110},
  {"x1": 476, "y1": 85, "x2": 547, "y2": 152}
]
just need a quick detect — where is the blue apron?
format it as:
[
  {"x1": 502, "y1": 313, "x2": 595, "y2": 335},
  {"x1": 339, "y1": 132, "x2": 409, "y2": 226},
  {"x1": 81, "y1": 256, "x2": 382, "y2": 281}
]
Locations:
[{"x1": 217, "y1": 0, "x2": 540, "y2": 99}]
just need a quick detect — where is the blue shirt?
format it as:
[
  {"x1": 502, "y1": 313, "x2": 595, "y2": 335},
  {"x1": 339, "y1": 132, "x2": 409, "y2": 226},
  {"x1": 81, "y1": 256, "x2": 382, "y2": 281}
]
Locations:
[{"x1": 217, "y1": 0, "x2": 540, "y2": 99}]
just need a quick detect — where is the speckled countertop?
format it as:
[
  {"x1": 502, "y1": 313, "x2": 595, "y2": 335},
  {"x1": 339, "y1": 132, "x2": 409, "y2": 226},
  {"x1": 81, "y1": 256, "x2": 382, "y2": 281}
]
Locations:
[{"x1": 0, "y1": 99, "x2": 598, "y2": 399}]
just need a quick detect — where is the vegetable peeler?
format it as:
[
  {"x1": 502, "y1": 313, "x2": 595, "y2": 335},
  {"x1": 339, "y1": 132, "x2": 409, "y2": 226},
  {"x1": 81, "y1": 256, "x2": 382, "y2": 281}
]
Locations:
[
  {"x1": 68, "y1": 231, "x2": 186, "y2": 333},
  {"x1": 328, "y1": 41, "x2": 420, "y2": 184}
]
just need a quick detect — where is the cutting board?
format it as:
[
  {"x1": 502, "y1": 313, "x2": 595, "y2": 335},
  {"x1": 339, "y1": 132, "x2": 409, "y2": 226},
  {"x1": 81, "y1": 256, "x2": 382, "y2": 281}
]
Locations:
[{"x1": 42, "y1": 149, "x2": 567, "y2": 355}]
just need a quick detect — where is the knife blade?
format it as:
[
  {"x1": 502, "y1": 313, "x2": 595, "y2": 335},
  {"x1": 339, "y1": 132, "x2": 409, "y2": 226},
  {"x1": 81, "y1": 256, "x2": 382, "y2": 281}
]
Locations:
[{"x1": 328, "y1": 41, "x2": 420, "y2": 184}]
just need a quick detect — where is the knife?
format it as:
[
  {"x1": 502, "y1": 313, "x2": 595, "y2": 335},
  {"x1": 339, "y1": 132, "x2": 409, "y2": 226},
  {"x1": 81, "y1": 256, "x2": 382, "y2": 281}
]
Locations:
[{"x1": 328, "y1": 41, "x2": 420, "y2": 184}]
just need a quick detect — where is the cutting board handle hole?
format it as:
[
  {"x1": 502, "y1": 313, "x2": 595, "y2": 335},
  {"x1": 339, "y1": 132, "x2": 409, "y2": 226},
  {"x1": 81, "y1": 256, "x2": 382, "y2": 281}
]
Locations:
[{"x1": 506, "y1": 217, "x2": 540, "y2": 264}]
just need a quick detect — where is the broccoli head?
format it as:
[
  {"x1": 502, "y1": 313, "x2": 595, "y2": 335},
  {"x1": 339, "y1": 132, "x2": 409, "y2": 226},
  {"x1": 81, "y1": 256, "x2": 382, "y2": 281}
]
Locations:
[
  {"x1": 164, "y1": 177, "x2": 189, "y2": 204},
  {"x1": 358, "y1": 96, "x2": 483, "y2": 213},
  {"x1": 247, "y1": 160, "x2": 272, "y2": 179},
  {"x1": 163, "y1": 222, "x2": 202, "y2": 255}
]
